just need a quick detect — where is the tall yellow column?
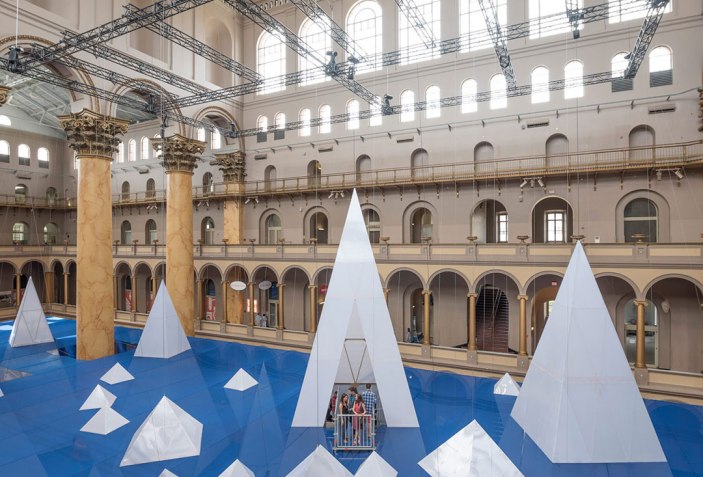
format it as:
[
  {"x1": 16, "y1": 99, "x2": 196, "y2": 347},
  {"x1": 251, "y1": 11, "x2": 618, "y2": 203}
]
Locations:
[
  {"x1": 518, "y1": 294, "x2": 529, "y2": 356},
  {"x1": 221, "y1": 280, "x2": 228, "y2": 323},
  {"x1": 635, "y1": 300, "x2": 647, "y2": 369},
  {"x1": 422, "y1": 289, "x2": 432, "y2": 345},
  {"x1": 14, "y1": 273, "x2": 20, "y2": 308},
  {"x1": 468, "y1": 292, "x2": 478, "y2": 351},
  {"x1": 156, "y1": 134, "x2": 205, "y2": 337},
  {"x1": 278, "y1": 283, "x2": 286, "y2": 330},
  {"x1": 63, "y1": 272, "x2": 69, "y2": 306},
  {"x1": 212, "y1": 152, "x2": 246, "y2": 244},
  {"x1": 60, "y1": 110, "x2": 128, "y2": 360},
  {"x1": 44, "y1": 271, "x2": 54, "y2": 303},
  {"x1": 248, "y1": 281, "x2": 257, "y2": 326},
  {"x1": 308, "y1": 285, "x2": 318, "y2": 333}
]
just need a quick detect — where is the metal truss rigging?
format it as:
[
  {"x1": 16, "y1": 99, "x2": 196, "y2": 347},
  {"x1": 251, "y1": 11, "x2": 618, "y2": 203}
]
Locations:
[
  {"x1": 623, "y1": 0, "x2": 670, "y2": 79},
  {"x1": 123, "y1": 4, "x2": 261, "y2": 83},
  {"x1": 9, "y1": 0, "x2": 213, "y2": 72},
  {"x1": 393, "y1": 0, "x2": 437, "y2": 49},
  {"x1": 220, "y1": 0, "x2": 381, "y2": 106},
  {"x1": 565, "y1": 0, "x2": 584, "y2": 39},
  {"x1": 287, "y1": 0, "x2": 368, "y2": 62},
  {"x1": 478, "y1": 0, "x2": 516, "y2": 90}
]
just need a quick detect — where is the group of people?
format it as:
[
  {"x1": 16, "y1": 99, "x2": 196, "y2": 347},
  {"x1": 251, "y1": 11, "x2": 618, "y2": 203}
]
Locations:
[
  {"x1": 254, "y1": 312, "x2": 268, "y2": 327},
  {"x1": 329, "y1": 384, "x2": 377, "y2": 447}
]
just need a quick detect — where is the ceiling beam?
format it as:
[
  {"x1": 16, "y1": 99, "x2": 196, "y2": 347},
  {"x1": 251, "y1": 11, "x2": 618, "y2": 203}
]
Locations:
[
  {"x1": 623, "y1": 0, "x2": 669, "y2": 79},
  {"x1": 393, "y1": 0, "x2": 437, "y2": 49},
  {"x1": 478, "y1": 0, "x2": 516, "y2": 90}
]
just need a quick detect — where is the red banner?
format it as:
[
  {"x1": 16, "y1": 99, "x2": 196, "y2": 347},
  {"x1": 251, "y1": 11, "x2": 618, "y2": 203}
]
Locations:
[
  {"x1": 205, "y1": 296, "x2": 217, "y2": 320},
  {"x1": 124, "y1": 290, "x2": 132, "y2": 312}
]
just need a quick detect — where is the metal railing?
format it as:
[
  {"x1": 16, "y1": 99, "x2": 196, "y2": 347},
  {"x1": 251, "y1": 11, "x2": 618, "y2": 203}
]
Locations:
[{"x1": 334, "y1": 413, "x2": 376, "y2": 451}]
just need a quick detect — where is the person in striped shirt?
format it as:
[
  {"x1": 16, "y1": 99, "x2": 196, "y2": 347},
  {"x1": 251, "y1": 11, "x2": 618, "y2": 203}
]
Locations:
[{"x1": 361, "y1": 383, "x2": 377, "y2": 417}]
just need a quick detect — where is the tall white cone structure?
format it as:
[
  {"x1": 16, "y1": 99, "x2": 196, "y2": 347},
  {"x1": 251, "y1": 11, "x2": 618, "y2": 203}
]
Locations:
[
  {"x1": 10, "y1": 277, "x2": 53, "y2": 347},
  {"x1": 135, "y1": 282, "x2": 191, "y2": 359},
  {"x1": 511, "y1": 241, "x2": 666, "y2": 463}
]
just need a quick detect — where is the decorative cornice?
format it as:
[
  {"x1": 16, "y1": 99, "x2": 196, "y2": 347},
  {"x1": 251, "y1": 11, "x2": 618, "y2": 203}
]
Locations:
[
  {"x1": 211, "y1": 151, "x2": 246, "y2": 183},
  {"x1": 0, "y1": 85, "x2": 10, "y2": 106},
  {"x1": 154, "y1": 134, "x2": 206, "y2": 174},
  {"x1": 58, "y1": 109, "x2": 129, "y2": 158}
]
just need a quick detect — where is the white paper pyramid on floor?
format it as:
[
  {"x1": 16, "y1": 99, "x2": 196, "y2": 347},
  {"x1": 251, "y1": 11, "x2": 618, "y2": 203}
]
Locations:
[
  {"x1": 80, "y1": 407, "x2": 129, "y2": 435},
  {"x1": 0, "y1": 387, "x2": 4, "y2": 397},
  {"x1": 418, "y1": 420, "x2": 523, "y2": 477},
  {"x1": 121, "y1": 396, "x2": 203, "y2": 467},
  {"x1": 9, "y1": 277, "x2": 54, "y2": 347},
  {"x1": 134, "y1": 282, "x2": 191, "y2": 359},
  {"x1": 286, "y1": 445, "x2": 353, "y2": 477},
  {"x1": 224, "y1": 369, "x2": 258, "y2": 391},
  {"x1": 292, "y1": 189, "x2": 418, "y2": 428},
  {"x1": 80, "y1": 384, "x2": 117, "y2": 410},
  {"x1": 159, "y1": 471, "x2": 178, "y2": 477},
  {"x1": 218, "y1": 459, "x2": 255, "y2": 477},
  {"x1": 494, "y1": 373, "x2": 521, "y2": 396},
  {"x1": 355, "y1": 451, "x2": 397, "y2": 477},
  {"x1": 100, "y1": 363, "x2": 135, "y2": 385},
  {"x1": 511, "y1": 242, "x2": 666, "y2": 463}
]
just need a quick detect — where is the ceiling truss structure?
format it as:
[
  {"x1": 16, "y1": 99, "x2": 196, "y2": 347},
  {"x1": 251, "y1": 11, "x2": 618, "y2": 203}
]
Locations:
[
  {"x1": 478, "y1": 0, "x2": 516, "y2": 90},
  {"x1": 623, "y1": 0, "x2": 670, "y2": 79},
  {"x1": 393, "y1": 0, "x2": 437, "y2": 49},
  {"x1": 565, "y1": 0, "x2": 584, "y2": 39}
]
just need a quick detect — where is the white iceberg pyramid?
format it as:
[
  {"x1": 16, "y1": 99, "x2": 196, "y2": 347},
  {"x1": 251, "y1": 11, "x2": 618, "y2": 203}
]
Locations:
[
  {"x1": 80, "y1": 407, "x2": 129, "y2": 435},
  {"x1": 121, "y1": 396, "x2": 203, "y2": 466},
  {"x1": 286, "y1": 445, "x2": 353, "y2": 477},
  {"x1": 292, "y1": 190, "x2": 418, "y2": 428},
  {"x1": 493, "y1": 373, "x2": 521, "y2": 396},
  {"x1": 224, "y1": 369, "x2": 258, "y2": 391},
  {"x1": 9, "y1": 277, "x2": 54, "y2": 347},
  {"x1": 511, "y1": 242, "x2": 666, "y2": 463},
  {"x1": 418, "y1": 420, "x2": 523, "y2": 477},
  {"x1": 100, "y1": 363, "x2": 135, "y2": 385},
  {"x1": 80, "y1": 384, "x2": 117, "y2": 410},
  {"x1": 0, "y1": 387, "x2": 3, "y2": 397},
  {"x1": 159, "y1": 471, "x2": 178, "y2": 477},
  {"x1": 218, "y1": 459, "x2": 255, "y2": 477},
  {"x1": 135, "y1": 282, "x2": 191, "y2": 359},
  {"x1": 355, "y1": 451, "x2": 397, "y2": 477}
]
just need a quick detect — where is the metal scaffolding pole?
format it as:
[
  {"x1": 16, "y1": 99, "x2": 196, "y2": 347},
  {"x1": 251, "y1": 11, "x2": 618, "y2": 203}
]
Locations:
[
  {"x1": 394, "y1": 0, "x2": 437, "y2": 49},
  {"x1": 478, "y1": 0, "x2": 516, "y2": 90},
  {"x1": 623, "y1": 0, "x2": 670, "y2": 79}
]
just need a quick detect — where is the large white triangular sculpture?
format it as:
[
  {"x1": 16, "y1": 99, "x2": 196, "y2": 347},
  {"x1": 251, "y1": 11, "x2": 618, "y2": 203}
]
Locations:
[
  {"x1": 9, "y1": 277, "x2": 54, "y2": 347},
  {"x1": 286, "y1": 445, "x2": 353, "y2": 477},
  {"x1": 224, "y1": 369, "x2": 258, "y2": 392},
  {"x1": 355, "y1": 451, "x2": 397, "y2": 477},
  {"x1": 292, "y1": 189, "x2": 418, "y2": 428},
  {"x1": 493, "y1": 373, "x2": 521, "y2": 396},
  {"x1": 218, "y1": 459, "x2": 255, "y2": 477},
  {"x1": 121, "y1": 396, "x2": 203, "y2": 466},
  {"x1": 418, "y1": 420, "x2": 523, "y2": 477},
  {"x1": 80, "y1": 384, "x2": 117, "y2": 410},
  {"x1": 511, "y1": 242, "x2": 666, "y2": 463},
  {"x1": 100, "y1": 363, "x2": 135, "y2": 385},
  {"x1": 80, "y1": 407, "x2": 129, "y2": 435},
  {"x1": 134, "y1": 282, "x2": 191, "y2": 359}
]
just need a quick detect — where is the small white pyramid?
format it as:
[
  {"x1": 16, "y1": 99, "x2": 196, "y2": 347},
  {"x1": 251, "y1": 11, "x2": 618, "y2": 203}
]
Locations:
[
  {"x1": 0, "y1": 387, "x2": 4, "y2": 397},
  {"x1": 494, "y1": 373, "x2": 521, "y2": 396},
  {"x1": 121, "y1": 396, "x2": 203, "y2": 467},
  {"x1": 418, "y1": 420, "x2": 523, "y2": 477},
  {"x1": 511, "y1": 242, "x2": 666, "y2": 463},
  {"x1": 9, "y1": 277, "x2": 54, "y2": 347},
  {"x1": 135, "y1": 282, "x2": 191, "y2": 359},
  {"x1": 80, "y1": 384, "x2": 117, "y2": 410},
  {"x1": 159, "y1": 471, "x2": 178, "y2": 477},
  {"x1": 286, "y1": 445, "x2": 353, "y2": 477},
  {"x1": 100, "y1": 363, "x2": 135, "y2": 385},
  {"x1": 80, "y1": 407, "x2": 129, "y2": 435},
  {"x1": 224, "y1": 369, "x2": 258, "y2": 391},
  {"x1": 218, "y1": 459, "x2": 255, "y2": 477},
  {"x1": 355, "y1": 451, "x2": 397, "y2": 477}
]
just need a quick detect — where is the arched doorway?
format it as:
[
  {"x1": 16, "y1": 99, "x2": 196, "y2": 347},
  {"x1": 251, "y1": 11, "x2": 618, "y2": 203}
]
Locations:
[
  {"x1": 474, "y1": 272, "x2": 520, "y2": 353},
  {"x1": 224, "y1": 265, "x2": 249, "y2": 324},
  {"x1": 410, "y1": 208, "x2": 432, "y2": 243},
  {"x1": 309, "y1": 212, "x2": 329, "y2": 244},
  {"x1": 200, "y1": 265, "x2": 223, "y2": 321},
  {"x1": 531, "y1": 197, "x2": 573, "y2": 243},
  {"x1": 386, "y1": 269, "x2": 425, "y2": 342},
  {"x1": 428, "y1": 271, "x2": 469, "y2": 347},
  {"x1": 470, "y1": 200, "x2": 507, "y2": 243},
  {"x1": 280, "y1": 267, "x2": 310, "y2": 331}
]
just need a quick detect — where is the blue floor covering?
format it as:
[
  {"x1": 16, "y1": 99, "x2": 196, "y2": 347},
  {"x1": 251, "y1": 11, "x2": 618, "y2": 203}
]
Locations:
[{"x1": 0, "y1": 318, "x2": 701, "y2": 476}]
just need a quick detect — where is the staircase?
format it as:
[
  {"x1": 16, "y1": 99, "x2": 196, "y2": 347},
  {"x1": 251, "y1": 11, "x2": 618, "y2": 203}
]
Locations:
[{"x1": 475, "y1": 286, "x2": 509, "y2": 352}]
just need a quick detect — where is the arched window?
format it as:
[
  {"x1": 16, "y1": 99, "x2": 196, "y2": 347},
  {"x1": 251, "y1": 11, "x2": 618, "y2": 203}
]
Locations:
[
  {"x1": 299, "y1": 109, "x2": 311, "y2": 137},
  {"x1": 649, "y1": 46, "x2": 672, "y2": 87},
  {"x1": 145, "y1": 219, "x2": 157, "y2": 245},
  {"x1": 319, "y1": 105, "x2": 331, "y2": 134},
  {"x1": 201, "y1": 217, "x2": 215, "y2": 244},
  {"x1": 265, "y1": 214, "x2": 282, "y2": 244},
  {"x1": 128, "y1": 139, "x2": 136, "y2": 162},
  {"x1": 140, "y1": 137, "x2": 149, "y2": 160},
  {"x1": 14, "y1": 184, "x2": 27, "y2": 204},
  {"x1": 363, "y1": 208, "x2": 381, "y2": 243},
  {"x1": 46, "y1": 187, "x2": 57, "y2": 206},
  {"x1": 347, "y1": 100, "x2": 360, "y2": 130},
  {"x1": 152, "y1": 134, "x2": 162, "y2": 159},
  {"x1": 120, "y1": 182, "x2": 130, "y2": 201},
  {"x1": 117, "y1": 142, "x2": 124, "y2": 163},
  {"x1": 609, "y1": 0, "x2": 671, "y2": 24},
  {"x1": 564, "y1": 60, "x2": 584, "y2": 99},
  {"x1": 18, "y1": 144, "x2": 30, "y2": 166},
  {"x1": 460, "y1": 0, "x2": 506, "y2": 52},
  {"x1": 309, "y1": 212, "x2": 329, "y2": 244},
  {"x1": 264, "y1": 165, "x2": 277, "y2": 191},
  {"x1": 490, "y1": 74, "x2": 507, "y2": 109},
  {"x1": 399, "y1": 0, "x2": 440, "y2": 64},
  {"x1": 346, "y1": 0, "x2": 382, "y2": 74},
  {"x1": 369, "y1": 97, "x2": 382, "y2": 126},
  {"x1": 356, "y1": 154, "x2": 372, "y2": 183},
  {"x1": 0, "y1": 114, "x2": 11, "y2": 126},
  {"x1": 410, "y1": 208, "x2": 432, "y2": 243},
  {"x1": 37, "y1": 147, "x2": 49, "y2": 168},
  {"x1": 12, "y1": 222, "x2": 29, "y2": 244},
  {"x1": 146, "y1": 178, "x2": 156, "y2": 198},
  {"x1": 203, "y1": 172, "x2": 214, "y2": 194},
  {"x1": 624, "y1": 198, "x2": 657, "y2": 243},
  {"x1": 299, "y1": 18, "x2": 331, "y2": 86},
  {"x1": 43, "y1": 222, "x2": 59, "y2": 245},
  {"x1": 274, "y1": 112, "x2": 286, "y2": 130},
  {"x1": 411, "y1": 148, "x2": 428, "y2": 178},
  {"x1": 211, "y1": 129, "x2": 221, "y2": 149},
  {"x1": 425, "y1": 85, "x2": 440, "y2": 118},
  {"x1": 531, "y1": 66, "x2": 549, "y2": 103},
  {"x1": 307, "y1": 160, "x2": 322, "y2": 187},
  {"x1": 546, "y1": 134, "x2": 569, "y2": 165},
  {"x1": 197, "y1": 127, "x2": 206, "y2": 142},
  {"x1": 629, "y1": 125, "x2": 655, "y2": 161},
  {"x1": 461, "y1": 79, "x2": 478, "y2": 113},
  {"x1": 0, "y1": 139, "x2": 9, "y2": 163},
  {"x1": 400, "y1": 90, "x2": 415, "y2": 122},
  {"x1": 257, "y1": 116, "x2": 269, "y2": 133},
  {"x1": 474, "y1": 141, "x2": 494, "y2": 162},
  {"x1": 257, "y1": 32, "x2": 286, "y2": 94},
  {"x1": 120, "y1": 221, "x2": 132, "y2": 244},
  {"x1": 611, "y1": 52, "x2": 632, "y2": 92}
]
